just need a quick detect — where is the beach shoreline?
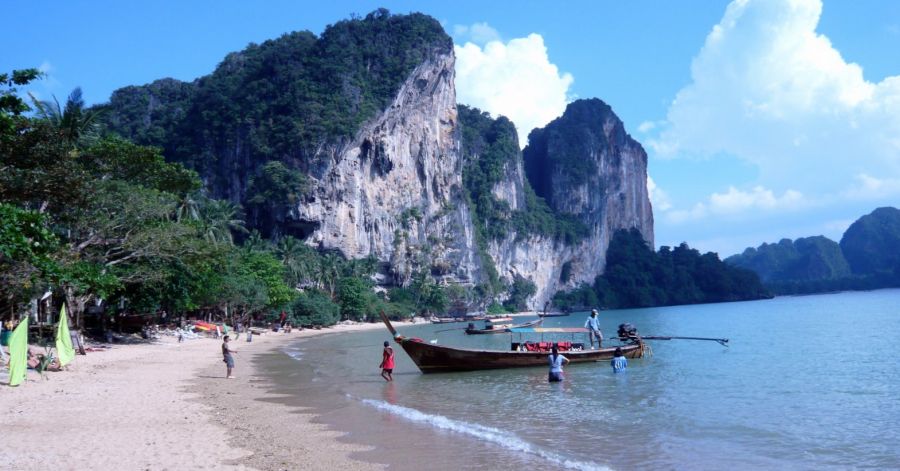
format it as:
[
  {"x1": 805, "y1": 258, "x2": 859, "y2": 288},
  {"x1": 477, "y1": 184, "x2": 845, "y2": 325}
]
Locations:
[{"x1": 0, "y1": 321, "x2": 407, "y2": 470}]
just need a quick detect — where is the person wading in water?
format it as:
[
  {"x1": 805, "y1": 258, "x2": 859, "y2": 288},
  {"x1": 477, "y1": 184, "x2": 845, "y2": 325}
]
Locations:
[
  {"x1": 548, "y1": 343, "x2": 569, "y2": 383},
  {"x1": 611, "y1": 347, "x2": 628, "y2": 373},
  {"x1": 380, "y1": 340, "x2": 395, "y2": 382}
]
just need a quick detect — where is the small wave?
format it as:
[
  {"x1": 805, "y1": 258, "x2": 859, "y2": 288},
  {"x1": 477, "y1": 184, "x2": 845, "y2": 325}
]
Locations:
[
  {"x1": 358, "y1": 398, "x2": 611, "y2": 471},
  {"x1": 282, "y1": 348, "x2": 304, "y2": 360}
]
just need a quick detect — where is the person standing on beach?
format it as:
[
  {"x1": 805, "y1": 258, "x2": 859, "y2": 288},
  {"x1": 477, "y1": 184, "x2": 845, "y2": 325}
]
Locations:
[
  {"x1": 222, "y1": 336, "x2": 237, "y2": 379},
  {"x1": 380, "y1": 341, "x2": 394, "y2": 381},
  {"x1": 548, "y1": 343, "x2": 569, "y2": 383},
  {"x1": 611, "y1": 347, "x2": 627, "y2": 373},
  {"x1": 584, "y1": 309, "x2": 603, "y2": 349}
]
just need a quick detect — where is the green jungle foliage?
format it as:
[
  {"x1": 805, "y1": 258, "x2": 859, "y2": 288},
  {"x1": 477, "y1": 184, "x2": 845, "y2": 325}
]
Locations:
[
  {"x1": 553, "y1": 229, "x2": 770, "y2": 310},
  {"x1": 503, "y1": 275, "x2": 537, "y2": 312}
]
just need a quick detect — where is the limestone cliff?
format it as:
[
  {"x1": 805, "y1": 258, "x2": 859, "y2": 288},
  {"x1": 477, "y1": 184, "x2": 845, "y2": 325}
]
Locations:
[
  {"x1": 298, "y1": 49, "x2": 481, "y2": 285},
  {"x1": 488, "y1": 99, "x2": 654, "y2": 307}
]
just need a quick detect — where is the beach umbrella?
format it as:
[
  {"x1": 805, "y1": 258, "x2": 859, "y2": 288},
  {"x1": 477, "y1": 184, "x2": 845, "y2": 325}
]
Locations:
[
  {"x1": 8, "y1": 317, "x2": 28, "y2": 386},
  {"x1": 56, "y1": 305, "x2": 76, "y2": 367}
]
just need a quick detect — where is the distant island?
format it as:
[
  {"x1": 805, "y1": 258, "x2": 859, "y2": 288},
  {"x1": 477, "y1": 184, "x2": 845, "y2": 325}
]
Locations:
[{"x1": 726, "y1": 207, "x2": 900, "y2": 295}]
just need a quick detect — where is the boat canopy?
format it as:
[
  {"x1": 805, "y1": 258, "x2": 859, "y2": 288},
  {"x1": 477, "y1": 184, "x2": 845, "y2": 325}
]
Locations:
[{"x1": 508, "y1": 327, "x2": 589, "y2": 333}]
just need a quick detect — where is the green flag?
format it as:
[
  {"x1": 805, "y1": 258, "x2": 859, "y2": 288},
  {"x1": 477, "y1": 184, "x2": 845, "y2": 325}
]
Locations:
[
  {"x1": 8, "y1": 317, "x2": 28, "y2": 386},
  {"x1": 56, "y1": 305, "x2": 75, "y2": 367}
]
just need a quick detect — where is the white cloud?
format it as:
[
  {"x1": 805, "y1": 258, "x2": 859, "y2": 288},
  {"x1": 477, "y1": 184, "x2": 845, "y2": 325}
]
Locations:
[
  {"x1": 647, "y1": 176, "x2": 672, "y2": 211},
  {"x1": 453, "y1": 22, "x2": 501, "y2": 45},
  {"x1": 650, "y1": 0, "x2": 900, "y2": 194},
  {"x1": 455, "y1": 33, "x2": 574, "y2": 147},
  {"x1": 666, "y1": 185, "x2": 806, "y2": 223},
  {"x1": 841, "y1": 173, "x2": 900, "y2": 200},
  {"x1": 637, "y1": 121, "x2": 657, "y2": 133},
  {"x1": 667, "y1": 202, "x2": 708, "y2": 224},
  {"x1": 709, "y1": 186, "x2": 805, "y2": 213}
]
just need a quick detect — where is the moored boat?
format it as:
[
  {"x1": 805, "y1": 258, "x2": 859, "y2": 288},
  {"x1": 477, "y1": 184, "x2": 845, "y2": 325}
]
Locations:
[
  {"x1": 380, "y1": 312, "x2": 644, "y2": 373},
  {"x1": 430, "y1": 316, "x2": 465, "y2": 324},
  {"x1": 464, "y1": 317, "x2": 543, "y2": 335}
]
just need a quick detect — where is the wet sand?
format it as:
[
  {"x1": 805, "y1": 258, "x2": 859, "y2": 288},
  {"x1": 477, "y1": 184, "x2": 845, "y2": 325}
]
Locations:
[{"x1": 187, "y1": 327, "x2": 385, "y2": 471}]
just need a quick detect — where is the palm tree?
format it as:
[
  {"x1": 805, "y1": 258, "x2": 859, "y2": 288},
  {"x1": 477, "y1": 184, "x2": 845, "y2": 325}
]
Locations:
[
  {"x1": 199, "y1": 199, "x2": 247, "y2": 244},
  {"x1": 30, "y1": 87, "x2": 102, "y2": 144},
  {"x1": 175, "y1": 192, "x2": 201, "y2": 222},
  {"x1": 276, "y1": 236, "x2": 315, "y2": 287},
  {"x1": 318, "y1": 251, "x2": 343, "y2": 297},
  {"x1": 243, "y1": 230, "x2": 270, "y2": 252}
]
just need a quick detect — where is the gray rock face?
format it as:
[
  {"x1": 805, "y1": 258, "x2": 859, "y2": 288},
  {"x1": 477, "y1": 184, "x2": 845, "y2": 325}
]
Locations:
[
  {"x1": 297, "y1": 49, "x2": 482, "y2": 285},
  {"x1": 488, "y1": 99, "x2": 655, "y2": 307},
  {"x1": 297, "y1": 61, "x2": 653, "y2": 308}
]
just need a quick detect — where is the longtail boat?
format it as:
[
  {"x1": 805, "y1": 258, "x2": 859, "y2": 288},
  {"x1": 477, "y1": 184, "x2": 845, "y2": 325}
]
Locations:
[
  {"x1": 430, "y1": 317, "x2": 465, "y2": 324},
  {"x1": 538, "y1": 311, "x2": 570, "y2": 318},
  {"x1": 464, "y1": 318, "x2": 543, "y2": 335},
  {"x1": 380, "y1": 312, "x2": 644, "y2": 373}
]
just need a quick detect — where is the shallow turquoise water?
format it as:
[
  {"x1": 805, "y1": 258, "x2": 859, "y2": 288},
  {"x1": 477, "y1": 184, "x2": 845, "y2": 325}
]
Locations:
[{"x1": 263, "y1": 290, "x2": 900, "y2": 470}]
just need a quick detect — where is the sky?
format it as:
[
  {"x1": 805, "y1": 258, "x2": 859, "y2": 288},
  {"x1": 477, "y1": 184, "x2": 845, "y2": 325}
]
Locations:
[{"x1": 4, "y1": 0, "x2": 900, "y2": 257}]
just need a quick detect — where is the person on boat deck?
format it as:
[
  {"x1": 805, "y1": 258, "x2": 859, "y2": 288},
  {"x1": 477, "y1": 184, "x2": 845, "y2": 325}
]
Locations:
[
  {"x1": 548, "y1": 344, "x2": 570, "y2": 383},
  {"x1": 611, "y1": 347, "x2": 627, "y2": 373},
  {"x1": 584, "y1": 309, "x2": 603, "y2": 349},
  {"x1": 380, "y1": 340, "x2": 395, "y2": 382}
]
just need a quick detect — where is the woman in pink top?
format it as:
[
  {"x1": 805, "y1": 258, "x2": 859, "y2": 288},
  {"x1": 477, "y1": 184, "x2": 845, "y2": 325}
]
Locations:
[{"x1": 380, "y1": 340, "x2": 395, "y2": 381}]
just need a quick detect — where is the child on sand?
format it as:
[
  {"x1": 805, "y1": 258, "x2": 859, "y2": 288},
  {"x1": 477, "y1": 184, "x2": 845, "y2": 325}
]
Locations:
[
  {"x1": 380, "y1": 341, "x2": 394, "y2": 381},
  {"x1": 222, "y1": 336, "x2": 237, "y2": 378}
]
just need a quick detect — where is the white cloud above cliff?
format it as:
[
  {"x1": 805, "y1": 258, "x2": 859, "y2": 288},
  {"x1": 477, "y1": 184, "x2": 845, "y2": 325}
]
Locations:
[
  {"x1": 667, "y1": 185, "x2": 807, "y2": 224},
  {"x1": 647, "y1": 176, "x2": 672, "y2": 212},
  {"x1": 454, "y1": 30, "x2": 574, "y2": 147},
  {"x1": 452, "y1": 22, "x2": 501, "y2": 45},
  {"x1": 649, "y1": 0, "x2": 900, "y2": 203}
]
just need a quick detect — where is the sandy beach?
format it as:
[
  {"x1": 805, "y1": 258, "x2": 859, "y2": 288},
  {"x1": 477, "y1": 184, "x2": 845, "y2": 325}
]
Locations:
[{"x1": 0, "y1": 322, "x2": 406, "y2": 470}]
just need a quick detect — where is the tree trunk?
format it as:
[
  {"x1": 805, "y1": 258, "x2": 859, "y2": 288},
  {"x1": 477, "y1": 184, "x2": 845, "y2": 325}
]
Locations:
[{"x1": 63, "y1": 285, "x2": 89, "y2": 331}]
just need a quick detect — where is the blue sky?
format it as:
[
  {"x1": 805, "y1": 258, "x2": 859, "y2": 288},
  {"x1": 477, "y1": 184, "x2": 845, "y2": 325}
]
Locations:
[{"x1": 5, "y1": 0, "x2": 900, "y2": 257}]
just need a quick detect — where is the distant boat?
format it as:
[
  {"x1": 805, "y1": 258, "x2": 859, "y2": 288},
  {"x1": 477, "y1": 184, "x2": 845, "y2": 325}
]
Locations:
[
  {"x1": 539, "y1": 301, "x2": 570, "y2": 317},
  {"x1": 464, "y1": 318, "x2": 543, "y2": 335},
  {"x1": 430, "y1": 317, "x2": 465, "y2": 324},
  {"x1": 380, "y1": 312, "x2": 644, "y2": 373}
]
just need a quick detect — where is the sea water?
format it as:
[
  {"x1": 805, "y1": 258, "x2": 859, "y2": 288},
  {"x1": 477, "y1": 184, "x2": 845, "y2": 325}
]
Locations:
[{"x1": 257, "y1": 289, "x2": 900, "y2": 470}]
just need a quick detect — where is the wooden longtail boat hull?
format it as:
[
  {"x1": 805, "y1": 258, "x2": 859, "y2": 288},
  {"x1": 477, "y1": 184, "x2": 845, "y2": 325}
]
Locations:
[
  {"x1": 380, "y1": 312, "x2": 643, "y2": 373},
  {"x1": 397, "y1": 338, "x2": 644, "y2": 373}
]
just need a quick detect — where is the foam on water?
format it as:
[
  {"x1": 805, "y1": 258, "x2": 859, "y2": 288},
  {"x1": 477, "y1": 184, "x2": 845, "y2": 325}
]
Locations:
[
  {"x1": 282, "y1": 347, "x2": 304, "y2": 360},
  {"x1": 357, "y1": 397, "x2": 611, "y2": 471}
]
